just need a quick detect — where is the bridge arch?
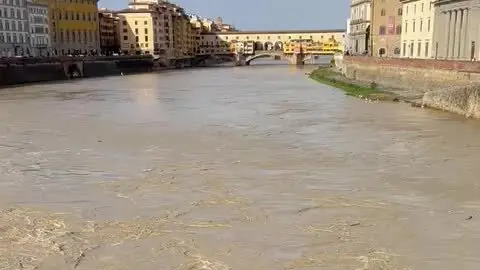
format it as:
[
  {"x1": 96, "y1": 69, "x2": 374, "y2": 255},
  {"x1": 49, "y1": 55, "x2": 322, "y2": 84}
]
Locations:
[
  {"x1": 245, "y1": 52, "x2": 285, "y2": 64},
  {"x1": 254, "y1": 41, "x2": 264, "y2": 51},
  {"x1": 274, "y1": 41, "x2": 283, "y2": 51},
  {"x1": 264, "y1": 41, "x2": 274, "y2": 51}
]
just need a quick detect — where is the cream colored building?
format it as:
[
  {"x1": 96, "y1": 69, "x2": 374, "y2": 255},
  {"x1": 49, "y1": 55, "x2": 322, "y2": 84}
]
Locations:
[
  {"x1": 117, "y1": 0, "x2": 197, "y2": 64},
  {"x1": 349, "y1": 0, "x2": 371, "y2": 54},
  {"x1": 400, "y1": 0, "x2": 435, "y2": 58},
  {"x1": 27, "y1": 0, "x2": 50, "y2": 56},
  {"x1": 116, "y1": 10, "x2": 157, "y2": 56},
  {"x1": 0, "y1": 0, "x2": 30, "y2": 57},
  {"x1": 432, "y1": 0, "x2": 480, "y2": 60}
]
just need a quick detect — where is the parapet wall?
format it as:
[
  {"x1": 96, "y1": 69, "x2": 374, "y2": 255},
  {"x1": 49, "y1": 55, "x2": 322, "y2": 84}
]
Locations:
[
  {"x1": 0, "y1": 56, "x2": 154, "y2": 87},
  {"x1": 342, "y1": 56, "x2": 480, "y2": 93}
]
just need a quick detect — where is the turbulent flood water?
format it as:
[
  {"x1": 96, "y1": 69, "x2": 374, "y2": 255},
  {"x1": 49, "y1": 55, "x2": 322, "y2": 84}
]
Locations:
[{"x1": 2, "y1": 63, "x2": 480, "y2": 269}]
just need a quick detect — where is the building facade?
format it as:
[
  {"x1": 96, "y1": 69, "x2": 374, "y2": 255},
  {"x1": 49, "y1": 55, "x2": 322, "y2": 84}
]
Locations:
[
  {"x1": 98, "y1": 10, "x2": 119, "y2": 55},
  {"x1": 27, "y1": 0, "x2": 50, "y2": 56},
  {"x1": 349, "y1": 0, "x2": 371, "y2": 54},
  {"x1": 198, "y1": 30, "x2": 345, "y2": 56},
  {"x1": 432, "y1": 0, "x2": 480, "y2": 60},
  {"x1": 371, "y1": 0, "x2": 403, "y2": 57},
  {"x1": 38, "y1": 0, "x2": 100, "y2": 55},
  {"x1": 400, "y1": 0, "x2": 435, "y2": 59},
  {"x1": 116, "y1": 10, "x2": 157, "y2": 56},
  {"x1": 0, "y1": 0, "x2": 30, "y2": 57},
  {"x1": 117, "y1": 0, "x2": 199, "y2": 64}
]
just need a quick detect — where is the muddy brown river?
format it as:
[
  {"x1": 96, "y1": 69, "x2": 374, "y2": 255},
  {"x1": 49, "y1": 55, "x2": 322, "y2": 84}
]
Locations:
[{"x1": 1, "y1": 63, "x2": 480, "y2": 269}]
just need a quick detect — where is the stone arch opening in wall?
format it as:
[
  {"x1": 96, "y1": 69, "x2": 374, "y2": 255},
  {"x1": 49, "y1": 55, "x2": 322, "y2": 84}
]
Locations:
[
  {"x1": 264, "y1": 42, "x2": 273, "y2": 51},
  {"x1": 67, "y1": 64, "x2": 81, "y2": 79},
  {"x1": 379, "y1": 48, "x2": 386, "y2": 57},
  {"x1": 274, "y1": 41, "x2": 283, "y2": 51},
  {"x1": 254, "y1": 41, "x2": 264, "y2": 51}
]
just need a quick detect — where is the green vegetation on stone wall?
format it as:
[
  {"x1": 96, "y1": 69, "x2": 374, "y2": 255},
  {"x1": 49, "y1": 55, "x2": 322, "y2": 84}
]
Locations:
[{"x1": 309, "y1": 68, "x2": 397, "y2": 101}]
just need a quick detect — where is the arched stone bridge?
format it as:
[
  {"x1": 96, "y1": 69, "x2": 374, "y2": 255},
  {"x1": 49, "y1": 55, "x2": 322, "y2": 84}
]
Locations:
[{"x1": 245, "y1": 50, "x2": 317, "y2": 65}]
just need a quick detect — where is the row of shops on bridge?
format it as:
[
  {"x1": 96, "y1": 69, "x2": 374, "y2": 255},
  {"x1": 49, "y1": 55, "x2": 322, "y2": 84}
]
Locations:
[{"x1": 197, "y1": 38, "x2": 344, "y2": 56}]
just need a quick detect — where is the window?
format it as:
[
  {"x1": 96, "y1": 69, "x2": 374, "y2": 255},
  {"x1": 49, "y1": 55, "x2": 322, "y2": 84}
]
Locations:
[
  {"x1": 135, "y1": 36, "x2": 139, "y2": 42},
  {"x1": 403, "y1": 43, "x2": 406, "y2": 56},
  {"x1": 405, "y1": 21, "x2": 408, "y2": 33},
  {"x1": 420, "y1": 20, "x2": 423, "y2": 32},
  {"x1": 135, "y1": 28, "x2": 138, "y2": 34},
  {"x1": 410, "y1": 41, "x2": 414, "y2": 56},
  {"x1": 379, "y1": 26, "x2": 386, "y2": 35},
  {"x1": 396, "y1": 25, "x2": 402, "y2": 35},
  {"x1": 421, "y1": 3, "x2": 424, "y2": 12},
  {"x1": 425, "y1": 42, "x2": 429, "y2": 57},
  {"x1": 134, "y1": 20, "x2": 138, "y2": 25},
  {"x1": 123, "y1": 35, "x2": 128, "y2": 41},
  {"x1": 144, "y1": 28, "x2": 147, "y2": 34},
  {"x1": 417, "y1": 41, "x2": 421, "y2": 57},
  {"x1": 123, "y1": 28, "x2": 127, "y2": 33},
  {"x1": 398, "y1": 8, "x2": 402, "y2": 16},
  {"x1": 145, "y1": 36, "x2": 148, "y2": 42},
  {"x1": 412, "y1": 20, "x2": 415, "y2": 32},
  {"x1": 381, "y1": 9, "x2": 386, "y2": 16},
  {"x1": 428, "y1": 18, "x2": 431, "y2": 32}
]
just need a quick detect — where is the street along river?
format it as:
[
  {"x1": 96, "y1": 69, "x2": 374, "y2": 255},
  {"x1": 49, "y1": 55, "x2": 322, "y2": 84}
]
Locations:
[{"x1": 1, "y1": 63, "x2": 480, "y2": 269}]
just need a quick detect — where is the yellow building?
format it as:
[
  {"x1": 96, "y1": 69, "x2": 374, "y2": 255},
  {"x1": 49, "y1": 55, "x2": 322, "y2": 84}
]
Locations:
[
  {"x1": 283, "y1": 38, "x2": 343, "y2": 54},
  {"x1": 116, "y1": 10, "x2": 156, "y2": 56},
  {"x1": 36, "y1": 0, "x2": 100, "y2": 55},
  {"x1": 171, "y1": 6, "x2": 197, "y2": 59}
]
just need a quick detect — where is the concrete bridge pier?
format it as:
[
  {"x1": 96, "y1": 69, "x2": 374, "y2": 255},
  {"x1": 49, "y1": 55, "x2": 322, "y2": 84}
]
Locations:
[
  {"x1": 235, "y1": 53, "x2": 246, "y2": 66},
  {"x1": 294, "y1": 53, "x2": 305, "y2": 66}
]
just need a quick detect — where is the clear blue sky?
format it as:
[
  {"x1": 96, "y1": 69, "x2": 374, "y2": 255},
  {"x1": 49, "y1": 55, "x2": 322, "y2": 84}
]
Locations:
[{"x1": 99, "y1": 0, "x2": 350, "y2": 31}]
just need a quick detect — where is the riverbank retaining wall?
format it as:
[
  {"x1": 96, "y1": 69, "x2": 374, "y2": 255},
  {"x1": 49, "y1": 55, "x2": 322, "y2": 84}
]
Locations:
[
  {"x1": 0, "y1": 56, "x2": 154, "y2": 87},
  {"x1": 341, "y1": 56, "x2": 480, "y2": 93},
  {"x1": 341, "y1": 56, "x2": 480, "y2": 118}
]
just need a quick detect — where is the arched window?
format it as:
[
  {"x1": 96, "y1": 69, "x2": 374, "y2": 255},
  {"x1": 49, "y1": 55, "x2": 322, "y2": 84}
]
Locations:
[
  {"x1": 396, "y1": 25, "x2": 402, "y2": 35},
  {"x1": 379, "y1": 26, "x2": 386, "y2": 35},
  {"x1": 381, "y1": 9, "x2": 386, "y2": 16}
]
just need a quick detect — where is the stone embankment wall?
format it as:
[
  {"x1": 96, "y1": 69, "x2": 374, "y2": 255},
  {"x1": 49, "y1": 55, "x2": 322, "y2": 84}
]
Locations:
[
  {"x1": 0, "y1": 56, "x2": 154, "y2": 87},
  {"x1": 340, "y1": 56, "x2": 480, "y2": 118},
  {"x1": 341, "y1": 56, "x2": 480, "y2": 93}
]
